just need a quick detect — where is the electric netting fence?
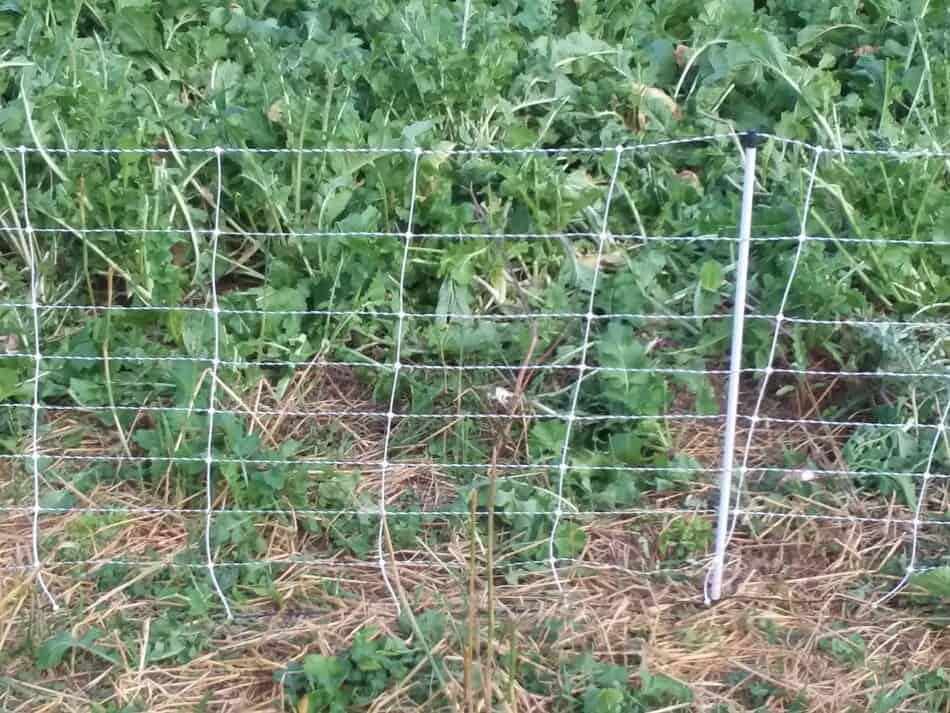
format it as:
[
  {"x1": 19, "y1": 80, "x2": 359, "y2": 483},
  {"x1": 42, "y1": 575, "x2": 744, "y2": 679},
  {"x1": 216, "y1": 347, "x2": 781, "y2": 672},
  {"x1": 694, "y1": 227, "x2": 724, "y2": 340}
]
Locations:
[{"x1": 1, "y1": 132, "x2": 949, "y2": 619}]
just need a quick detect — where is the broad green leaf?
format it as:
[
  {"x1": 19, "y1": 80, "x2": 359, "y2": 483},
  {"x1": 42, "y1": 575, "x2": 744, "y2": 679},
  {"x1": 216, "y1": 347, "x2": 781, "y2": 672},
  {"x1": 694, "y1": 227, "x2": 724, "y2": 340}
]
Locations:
[
  {"x1": 36, "y1": 632, "x2": 78, "y2": 670},
  {"x1": 68, "y1": 377, "x2": 105, "y2": 404},
  {"x1": 934, "y1": 205, "x2": 950, "y2": 243},
  {"x1": 39, "y1": 490, "x2": 75, "y2": 510},
  {"x1": 582, "y1": 687, "x2": 624, "y2": 713},
  {"x1": 181, "y1": 313, "x2": 213, "y2": 358},
  {"x1": 640, "y1": 667, "x2": 693, "y2": 704},
  {"x1": 401, "y1": 120, "x2": 434, "y2": 144},
  {"x1": 0, "y1": 367, "x2": 20, "y2": 400},
  {"x1": 350, "y1": 629, "x2": 383, "y2": 671},
  {"x1": 303, "y1": 654, "x2": 348, "y2": 690},
  {"x1": 597, "y1": 323, "x2": 646, "y2": 370},
  {"x1": 890, "y1": 474, "x2": 916, "y2": 509},
  {"x1": 911, "y1": 567, "x2": 950, "y2": 598},
  {"x1": 644, "y1": 39, "x2": 676, "y2": 85},
  {"x1": 36, "y1": 629, "x2": 118, "y2": 670},
  {"x1": 551, "y1": 32, "x2": 613, "y2": 71},
  {"x1": 321, "y1": 189, "x2": 353, "y2": 228},
  {"x1": 870, "y1": 682, "x2": 914, "y2": 713},
  {"x1": 699, "y1": 260, "x2": 724, "y2": 291},
  {"x1": 113, "y1": 9, "x2": 161, "y2": 53},
  {"x1": 435, "y1": 279, "x2": 472, "y2": 322},
  {"x1": 530, "y1": 420, "x2": 567, "y2": 458},
  {"x1": 555, "y1": 522, "x2": 587, "y2": 557}
]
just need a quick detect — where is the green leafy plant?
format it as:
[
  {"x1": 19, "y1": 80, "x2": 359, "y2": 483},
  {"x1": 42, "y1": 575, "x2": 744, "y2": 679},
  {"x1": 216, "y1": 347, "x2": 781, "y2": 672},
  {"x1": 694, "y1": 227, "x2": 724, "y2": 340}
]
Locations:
[
  {"x1": 658, "y1": 516, "x2": 713, "y2": 561},
  {"x1": 278, "y1": 627, "x2": 420, "y2": 713},
  {"x1": 35, "y1": 629, "x2": 120, "y2": 670},
  {"x1": 561, "y1": 651, "x2": 693, "y2": 713}
]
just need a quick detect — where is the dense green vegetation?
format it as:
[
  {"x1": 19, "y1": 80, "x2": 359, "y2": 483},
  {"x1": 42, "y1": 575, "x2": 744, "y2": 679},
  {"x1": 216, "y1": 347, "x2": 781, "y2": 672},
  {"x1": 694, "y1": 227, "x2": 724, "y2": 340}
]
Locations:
[{"x1": 2, "y1": 1, "x2": 950, "y2": 710}]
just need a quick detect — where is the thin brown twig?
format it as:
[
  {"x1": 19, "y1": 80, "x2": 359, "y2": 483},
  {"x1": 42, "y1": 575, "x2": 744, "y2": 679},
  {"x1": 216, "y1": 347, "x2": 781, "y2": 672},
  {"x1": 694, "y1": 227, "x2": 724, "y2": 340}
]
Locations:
[{"x1": 483, "y1": 321, "x2": 541, "y2": 711}]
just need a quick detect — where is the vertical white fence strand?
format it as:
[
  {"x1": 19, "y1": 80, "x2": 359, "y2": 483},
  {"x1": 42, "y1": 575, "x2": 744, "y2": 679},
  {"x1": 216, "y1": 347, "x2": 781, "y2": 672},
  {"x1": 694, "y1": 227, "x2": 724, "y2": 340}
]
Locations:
[
  {"x1": 712, "y1": 146, "x2": 823, "y2": 600},
  {"x1": 19, "y1": 147, "x2": 58, "y2": 610},
  {"x1": 708, "y1": 138, "x2": 759, "y2": 603},
  {"x1": 548, "y1": 146, "x2": 625, "y2": 592},
  {"x1": 377, "y1": 148, "x2": 423, "y2": 611},
  {"x1": 204, "y1": 147, "x2": 233, "y2": 619},
  {"x1": 876, "y1": 396, "x2": 950, "y2": 605}
]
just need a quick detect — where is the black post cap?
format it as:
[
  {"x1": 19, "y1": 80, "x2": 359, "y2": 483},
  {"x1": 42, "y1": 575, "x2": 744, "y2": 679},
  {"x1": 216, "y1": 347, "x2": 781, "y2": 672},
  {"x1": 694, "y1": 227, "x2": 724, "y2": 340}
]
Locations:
[{"x1": 739, "y1": 130, "x2": 765, "y2": 149}]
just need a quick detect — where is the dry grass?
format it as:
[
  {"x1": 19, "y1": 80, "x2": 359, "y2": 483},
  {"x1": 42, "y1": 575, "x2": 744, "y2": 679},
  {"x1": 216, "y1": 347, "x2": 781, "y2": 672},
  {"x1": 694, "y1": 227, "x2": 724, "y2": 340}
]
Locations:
[{"x1": 2, "y1": 366, "x2": 950, "y2": 712}]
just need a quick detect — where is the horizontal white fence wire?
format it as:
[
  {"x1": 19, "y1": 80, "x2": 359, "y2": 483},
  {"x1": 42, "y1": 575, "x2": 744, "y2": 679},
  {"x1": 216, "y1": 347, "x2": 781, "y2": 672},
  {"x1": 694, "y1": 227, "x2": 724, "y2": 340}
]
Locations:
[
  {"x1": 6, "y1": 132, "x2": 950, "y2": 156},
  {"x1": 2, "y1": 302, "x2": 950, "y2": 328},
  {"x1": 5, "y1": 227, "x2": 948, "y2": 247},
  {"x1": 1, "y1": 131, "x2": 948, "y2": 617}
]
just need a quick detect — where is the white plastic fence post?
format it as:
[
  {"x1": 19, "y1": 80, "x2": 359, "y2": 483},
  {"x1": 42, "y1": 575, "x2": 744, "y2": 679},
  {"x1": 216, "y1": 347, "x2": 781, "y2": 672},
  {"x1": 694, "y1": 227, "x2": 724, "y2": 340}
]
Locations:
[
  {"x1": 709, "y1": 131, "x2": 760, "y2": 603},
  {"x1": 461, "y1": 0, "x2": 472, "y2": 48}
]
